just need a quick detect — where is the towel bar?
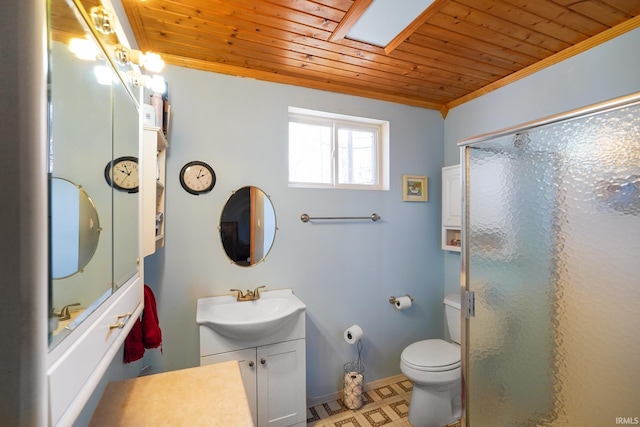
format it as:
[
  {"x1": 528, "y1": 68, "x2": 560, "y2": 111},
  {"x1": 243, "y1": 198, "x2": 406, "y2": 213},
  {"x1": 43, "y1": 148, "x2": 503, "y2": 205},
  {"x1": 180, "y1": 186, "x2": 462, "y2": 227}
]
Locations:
[{"x1": 300, "y1": 213, "x2": 381, "y2": 223}]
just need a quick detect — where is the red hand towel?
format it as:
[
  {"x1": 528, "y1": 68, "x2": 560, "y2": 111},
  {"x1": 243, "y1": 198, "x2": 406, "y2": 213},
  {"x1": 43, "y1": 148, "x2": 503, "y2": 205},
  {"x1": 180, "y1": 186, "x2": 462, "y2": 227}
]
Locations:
[
  {"x1": 123, "y1": 284, "x2": 163, "y2": 363},
  {"x1": 124, "y1": 318, "x2": 144, "y2": 363},
  {"x1": 142, "y1": 284, "x2": 162, "y2": 350}
]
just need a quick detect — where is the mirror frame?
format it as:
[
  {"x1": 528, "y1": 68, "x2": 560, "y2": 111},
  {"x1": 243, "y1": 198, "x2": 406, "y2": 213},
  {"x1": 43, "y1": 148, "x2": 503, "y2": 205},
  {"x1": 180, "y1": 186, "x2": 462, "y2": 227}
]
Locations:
[{"x1": 219, "y1": 186, "x2": 277, "y2": 267}]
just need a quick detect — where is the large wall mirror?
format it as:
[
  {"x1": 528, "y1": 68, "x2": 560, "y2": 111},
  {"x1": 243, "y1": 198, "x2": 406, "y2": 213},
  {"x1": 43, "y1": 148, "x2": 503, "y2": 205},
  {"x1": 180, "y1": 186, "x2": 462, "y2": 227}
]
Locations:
[
  {"x1": 49, "y1": 0, "x2": 140, "y2": 348},
  {"x1": 220, "y1": 186, "x2": 277, "y2": 266}
]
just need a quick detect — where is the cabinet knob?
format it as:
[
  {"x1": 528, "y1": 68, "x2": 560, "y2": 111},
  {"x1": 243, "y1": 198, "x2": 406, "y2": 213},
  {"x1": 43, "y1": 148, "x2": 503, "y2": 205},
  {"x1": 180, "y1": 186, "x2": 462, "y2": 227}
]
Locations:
[
  {"x1": 260, "y1": 358, "x2": 266, "y2": 365},
  {"x1": 248, "y1": 361, "x2": 255, "y2": 367}
]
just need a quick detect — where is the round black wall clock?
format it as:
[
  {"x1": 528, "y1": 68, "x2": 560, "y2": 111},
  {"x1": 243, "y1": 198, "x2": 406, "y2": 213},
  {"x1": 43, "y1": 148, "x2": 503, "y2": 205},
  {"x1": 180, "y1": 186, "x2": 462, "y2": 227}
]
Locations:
[
  {"x1": 104, "y1": 156, "x2": 139, "y2": 193},
  {"x1": 179, "y1": 161, "x2": 216, "y2": 195}
]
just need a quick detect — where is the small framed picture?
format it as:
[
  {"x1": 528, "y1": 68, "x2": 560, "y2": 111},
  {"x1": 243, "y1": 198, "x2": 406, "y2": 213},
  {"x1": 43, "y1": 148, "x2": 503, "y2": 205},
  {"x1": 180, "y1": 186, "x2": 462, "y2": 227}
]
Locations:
[{"x1": 402, "y1": 175, "x2": 428, "y2": 202}]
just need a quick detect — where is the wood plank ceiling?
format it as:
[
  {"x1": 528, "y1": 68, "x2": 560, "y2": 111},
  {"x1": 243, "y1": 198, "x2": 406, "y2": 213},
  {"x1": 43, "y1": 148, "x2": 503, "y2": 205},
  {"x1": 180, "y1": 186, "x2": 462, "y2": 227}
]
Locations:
[{"x1": 121, "y1": 0, "x2": 640, "y2": 114}]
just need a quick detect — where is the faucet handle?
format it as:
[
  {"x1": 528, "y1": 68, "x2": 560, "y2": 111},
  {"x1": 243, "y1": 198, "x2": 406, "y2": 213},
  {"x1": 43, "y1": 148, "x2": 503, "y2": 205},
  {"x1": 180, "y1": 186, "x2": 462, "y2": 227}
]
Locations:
[
  {"x1": 58, "y1": 302, "x2": 81, "y2": 320},
  {"x1": 230, "y1": 289, "x2": 245, "y2": 299},
  {"x1": 253, "y1": 285, "x2": 266, "y2": 298}
]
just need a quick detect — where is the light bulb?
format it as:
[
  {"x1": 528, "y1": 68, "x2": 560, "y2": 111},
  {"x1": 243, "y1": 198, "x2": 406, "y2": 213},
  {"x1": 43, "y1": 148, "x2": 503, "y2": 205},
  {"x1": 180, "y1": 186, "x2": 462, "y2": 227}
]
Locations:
[
  {"x1": 93, "y1": 65, "x2": 114, "y2": 85},
  {"x1": 69, "y1": 38, "x2": 100, "y2": 61},
  {"x1": 130, "y1": 73, "x2": 166, "y2": 94},
  {"x1": 126, "y1": 49, "x2": 165, "y2": 73},
  {"x1": 149, "y1": 75, "x2": 167, "y2": 94},
  {"x1": 143, "y1": 52, "x2": 165, "y2": 73}
]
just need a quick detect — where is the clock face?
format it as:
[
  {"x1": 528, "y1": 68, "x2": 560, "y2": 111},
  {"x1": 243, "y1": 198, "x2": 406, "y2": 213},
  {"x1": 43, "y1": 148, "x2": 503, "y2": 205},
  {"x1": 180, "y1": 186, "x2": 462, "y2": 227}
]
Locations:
[
  {"x1": 180, "y1": 161, "x2": 216, "y2": 195},
  {"x1": 104, "y1": 156, "x2": 139, "y2": 193}
]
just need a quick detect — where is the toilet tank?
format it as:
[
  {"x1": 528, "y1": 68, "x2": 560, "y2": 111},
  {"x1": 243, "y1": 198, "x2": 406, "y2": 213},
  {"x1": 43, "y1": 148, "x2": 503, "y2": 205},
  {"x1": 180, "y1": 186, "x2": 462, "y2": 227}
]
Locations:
[{"x1": 444, "y1": 293, "x2": 462, "y2": 344}]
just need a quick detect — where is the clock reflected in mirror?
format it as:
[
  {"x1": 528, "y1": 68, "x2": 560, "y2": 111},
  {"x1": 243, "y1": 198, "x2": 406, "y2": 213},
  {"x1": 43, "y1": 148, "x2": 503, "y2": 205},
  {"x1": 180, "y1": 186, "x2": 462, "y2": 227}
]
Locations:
[{"x1": 104, "y1": 156, "x2": 139, "y2": 193}]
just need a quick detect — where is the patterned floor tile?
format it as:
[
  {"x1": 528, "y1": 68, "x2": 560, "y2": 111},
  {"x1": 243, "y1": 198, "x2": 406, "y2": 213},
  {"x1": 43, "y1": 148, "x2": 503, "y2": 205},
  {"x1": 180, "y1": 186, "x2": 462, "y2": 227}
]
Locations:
[
  {"x1": 308, "y1": 375, "x2": 461, "y2": 427},
  {"x1": 323, "y1": 399, "x2": 349, "y2": 416},
  {"x1": 372, "y1": 385, "x2": 399, "y2": 400},
  {"x1": 388, "y1": 399, "x2": 410, "y2": 418},
  {"x1": 361, "y1": 407, "x2": 394, "y2": 426}
]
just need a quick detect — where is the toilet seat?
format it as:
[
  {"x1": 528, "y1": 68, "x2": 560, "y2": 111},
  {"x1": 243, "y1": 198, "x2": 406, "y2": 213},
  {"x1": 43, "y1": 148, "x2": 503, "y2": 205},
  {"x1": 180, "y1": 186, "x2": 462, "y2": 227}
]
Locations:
[{"x1": 401, "y1": 339, "x2": 460, "y2": 372}]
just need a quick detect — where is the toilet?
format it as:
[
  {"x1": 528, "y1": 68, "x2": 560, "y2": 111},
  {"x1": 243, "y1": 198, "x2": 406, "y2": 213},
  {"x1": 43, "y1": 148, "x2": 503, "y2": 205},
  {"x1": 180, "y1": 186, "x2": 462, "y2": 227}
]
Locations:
[{"x1": 400, "y1": 294, "x2": 462, "y2": 427}]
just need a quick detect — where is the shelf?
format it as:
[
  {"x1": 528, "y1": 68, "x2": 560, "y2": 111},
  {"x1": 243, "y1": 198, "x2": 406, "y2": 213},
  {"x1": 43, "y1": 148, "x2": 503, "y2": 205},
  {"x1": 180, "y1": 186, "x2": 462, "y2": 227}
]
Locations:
[
  {"x1": 442, "y1": 227, "x2": 461, "y2": 252},
  {"x1": 144, "y1": 125, "x2": 168, "y2": 150}
]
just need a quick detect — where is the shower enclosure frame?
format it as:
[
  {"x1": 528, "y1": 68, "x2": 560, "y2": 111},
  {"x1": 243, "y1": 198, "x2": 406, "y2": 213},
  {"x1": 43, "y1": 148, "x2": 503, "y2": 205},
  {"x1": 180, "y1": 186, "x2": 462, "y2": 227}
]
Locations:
[{"x1": 457, "y1": 91, "x2": 640, "y2": 426}]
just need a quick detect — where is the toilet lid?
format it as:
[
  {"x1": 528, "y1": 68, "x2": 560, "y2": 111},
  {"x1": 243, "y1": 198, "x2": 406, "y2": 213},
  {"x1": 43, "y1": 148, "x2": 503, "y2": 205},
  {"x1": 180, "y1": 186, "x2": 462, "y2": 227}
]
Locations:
[{"x1": 401, "y1": 339, "x2": 460, "y2": 371}]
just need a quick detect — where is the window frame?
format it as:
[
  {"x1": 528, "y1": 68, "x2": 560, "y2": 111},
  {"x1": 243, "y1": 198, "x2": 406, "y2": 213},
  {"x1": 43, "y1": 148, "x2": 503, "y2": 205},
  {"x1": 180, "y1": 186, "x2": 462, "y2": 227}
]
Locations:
[{"x1": 288, "y1": 107, "x2": 389, "y2": 191}]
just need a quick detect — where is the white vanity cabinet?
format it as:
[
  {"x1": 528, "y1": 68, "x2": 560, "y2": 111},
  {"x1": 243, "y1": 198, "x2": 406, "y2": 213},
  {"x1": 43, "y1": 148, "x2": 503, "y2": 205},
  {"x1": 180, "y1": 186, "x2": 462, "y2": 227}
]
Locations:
[
  {"x1": 442, "y1": 165, "x2": 462, "y2": 251},
  {"x1": 201, "y1": 339, "x2": 306, "y2": 427},
  {"x1": 48, "y1": 276, "x2": 142, "y2": 426},
  {"x1": 199, "y1": 307, "x2": 306, "y2": 427}
]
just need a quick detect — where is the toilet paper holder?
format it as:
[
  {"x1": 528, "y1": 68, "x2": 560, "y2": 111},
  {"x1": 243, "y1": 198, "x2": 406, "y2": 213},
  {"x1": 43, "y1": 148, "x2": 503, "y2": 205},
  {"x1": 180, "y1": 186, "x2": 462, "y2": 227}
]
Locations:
[{"x1": 389, "y1": 294, "x2": 413, "y2": 305}]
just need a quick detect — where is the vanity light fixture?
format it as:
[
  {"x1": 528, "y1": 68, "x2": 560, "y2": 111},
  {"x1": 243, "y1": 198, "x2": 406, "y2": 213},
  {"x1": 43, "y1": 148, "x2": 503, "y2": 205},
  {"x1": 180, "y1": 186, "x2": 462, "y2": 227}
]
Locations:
[{"x1": 90, "y1": 6, "x2": 115, "y2": 35}]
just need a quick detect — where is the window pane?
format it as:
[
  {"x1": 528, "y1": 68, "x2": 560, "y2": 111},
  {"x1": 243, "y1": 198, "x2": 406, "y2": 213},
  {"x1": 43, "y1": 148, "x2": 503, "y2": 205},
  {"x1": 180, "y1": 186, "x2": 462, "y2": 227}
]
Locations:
[
  {"x1": 289, "y1": 121, "x2": 332, "y2": 184},
  {"x1": 337, "y1": 128, "x2": 376, "y2": 185}
]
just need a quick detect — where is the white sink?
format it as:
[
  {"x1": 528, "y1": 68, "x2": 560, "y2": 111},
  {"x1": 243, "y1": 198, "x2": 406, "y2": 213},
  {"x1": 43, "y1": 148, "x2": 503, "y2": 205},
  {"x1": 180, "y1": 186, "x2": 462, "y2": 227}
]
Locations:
[{"x1": 196, "y1": 288, "x2": 305, "y2": 340}]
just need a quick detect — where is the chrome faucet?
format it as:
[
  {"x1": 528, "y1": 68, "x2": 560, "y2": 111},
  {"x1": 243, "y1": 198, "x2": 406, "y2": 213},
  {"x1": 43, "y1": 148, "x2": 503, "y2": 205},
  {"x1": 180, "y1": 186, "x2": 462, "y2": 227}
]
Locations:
[
  {"x1": 55, "y1": 302, "x2": 80, "y2": 320},
  {"x1": 230, "y1": 286, "x2": 266, "y2": 301}
]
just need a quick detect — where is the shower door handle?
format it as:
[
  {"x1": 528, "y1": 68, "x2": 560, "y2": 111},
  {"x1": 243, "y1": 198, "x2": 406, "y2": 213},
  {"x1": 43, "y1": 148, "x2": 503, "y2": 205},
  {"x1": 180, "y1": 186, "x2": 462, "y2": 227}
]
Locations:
[{"x1": 465, "y1": 291, "x2": 475, "y2": 318}]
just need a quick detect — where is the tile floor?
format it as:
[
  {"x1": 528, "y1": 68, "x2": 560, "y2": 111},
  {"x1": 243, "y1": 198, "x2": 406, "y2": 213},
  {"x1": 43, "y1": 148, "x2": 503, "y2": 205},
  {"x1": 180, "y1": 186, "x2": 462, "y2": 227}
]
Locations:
[{"x1": 306, "y1": 376, "x2": 461, "y2": 427}]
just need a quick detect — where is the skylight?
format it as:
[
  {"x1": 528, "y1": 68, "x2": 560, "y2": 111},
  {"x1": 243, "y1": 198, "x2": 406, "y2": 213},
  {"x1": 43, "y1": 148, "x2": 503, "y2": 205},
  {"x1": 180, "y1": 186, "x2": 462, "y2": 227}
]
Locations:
[{"x1": 346, "y1": 0, "x2": 435, "y2": 48}]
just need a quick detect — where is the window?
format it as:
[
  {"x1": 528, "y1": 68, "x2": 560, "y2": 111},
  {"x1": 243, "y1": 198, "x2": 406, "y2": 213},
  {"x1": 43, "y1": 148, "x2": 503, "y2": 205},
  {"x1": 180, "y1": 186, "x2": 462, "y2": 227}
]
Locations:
[{"x1": 288, "y1": 107, "x2": 389, "y2": 190}]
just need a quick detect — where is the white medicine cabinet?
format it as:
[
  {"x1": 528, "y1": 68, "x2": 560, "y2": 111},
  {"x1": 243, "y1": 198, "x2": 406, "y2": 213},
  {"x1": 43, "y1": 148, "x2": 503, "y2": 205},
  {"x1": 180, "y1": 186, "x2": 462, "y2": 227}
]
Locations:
[
  {"x1": 442, "y1": 165, "x2": 462, "y2": 252},
  {"x1": 47, "y1": 0, "x2": 144, "y2": 424}
]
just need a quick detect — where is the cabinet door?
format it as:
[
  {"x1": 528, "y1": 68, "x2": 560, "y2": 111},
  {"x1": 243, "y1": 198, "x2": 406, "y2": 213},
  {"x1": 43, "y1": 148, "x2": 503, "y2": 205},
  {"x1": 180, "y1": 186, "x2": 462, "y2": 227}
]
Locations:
[
  {"x1": 442, "y1": 165, "x2": 461, "y2": 227},
  {"x1": 142, "y1": 126, "x2": 168, "y2": 257},
  {"x1": 257, "y1": 339, "x2": 306, "y2": 427},
  {"x1": 201, "y1": 348, "x2": 258, "y2": 426}
]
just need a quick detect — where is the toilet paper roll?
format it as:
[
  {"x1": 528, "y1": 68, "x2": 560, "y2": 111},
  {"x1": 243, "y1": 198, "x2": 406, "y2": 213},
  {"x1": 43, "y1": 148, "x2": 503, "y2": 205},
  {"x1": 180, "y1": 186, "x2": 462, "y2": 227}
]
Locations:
[
  {"x1": 343, "y1": 325, "x2": 363, "y2": 344},
  {"x1": 394, "y1": 296, "x2": 412, "y2": 310},
  {"x1": 344, "y1": 372, "x2": 363, "y2": 391},
  {"x1": 343, "y1": 372, "x2": 364, "y2": 409}
]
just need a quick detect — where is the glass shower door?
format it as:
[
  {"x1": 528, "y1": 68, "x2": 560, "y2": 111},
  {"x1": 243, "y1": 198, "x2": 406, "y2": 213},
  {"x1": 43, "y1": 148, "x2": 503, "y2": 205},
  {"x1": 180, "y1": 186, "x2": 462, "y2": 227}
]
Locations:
[{"x1": 461, "y1": 94, "x2": 640, "y2": 426}]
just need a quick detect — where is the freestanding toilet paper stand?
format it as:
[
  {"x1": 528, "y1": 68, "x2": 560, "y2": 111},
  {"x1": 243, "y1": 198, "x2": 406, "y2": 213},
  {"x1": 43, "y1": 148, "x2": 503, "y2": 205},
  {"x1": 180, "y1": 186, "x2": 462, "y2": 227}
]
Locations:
[{"x1": 343, "y1": 340, "x2": 365, "y2": 410}]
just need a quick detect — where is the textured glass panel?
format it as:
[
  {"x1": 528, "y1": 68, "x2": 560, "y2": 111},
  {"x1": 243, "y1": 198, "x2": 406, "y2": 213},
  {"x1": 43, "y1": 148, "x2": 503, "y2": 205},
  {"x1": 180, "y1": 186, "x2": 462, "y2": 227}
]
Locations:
[{"x1": 466, "y1": 102, "x2": 640, "y2": 426}]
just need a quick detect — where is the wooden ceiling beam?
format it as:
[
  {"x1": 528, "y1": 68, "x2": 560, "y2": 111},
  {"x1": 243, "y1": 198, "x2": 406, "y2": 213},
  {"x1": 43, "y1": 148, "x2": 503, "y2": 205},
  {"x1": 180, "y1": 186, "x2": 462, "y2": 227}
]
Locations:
[{"x1": 384, "y1": 0, "x2": 450, "y2": 54}]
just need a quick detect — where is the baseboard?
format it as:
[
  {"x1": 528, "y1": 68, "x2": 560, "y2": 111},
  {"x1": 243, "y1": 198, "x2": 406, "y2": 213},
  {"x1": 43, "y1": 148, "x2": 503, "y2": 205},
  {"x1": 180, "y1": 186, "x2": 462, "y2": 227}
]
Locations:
[{"x1": 306, "y1": 374, "x2": 408, "y2": 407}]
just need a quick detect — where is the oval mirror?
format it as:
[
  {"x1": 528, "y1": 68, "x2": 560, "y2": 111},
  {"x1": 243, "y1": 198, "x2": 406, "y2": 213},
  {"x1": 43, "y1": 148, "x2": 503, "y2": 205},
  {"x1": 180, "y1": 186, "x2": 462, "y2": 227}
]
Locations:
[
  {"x1": 51, "y1": 177, "x2": 101, "y2": 279},
  {"x1": 220, "y1": 186, "x2": 276, "y2": 266}
]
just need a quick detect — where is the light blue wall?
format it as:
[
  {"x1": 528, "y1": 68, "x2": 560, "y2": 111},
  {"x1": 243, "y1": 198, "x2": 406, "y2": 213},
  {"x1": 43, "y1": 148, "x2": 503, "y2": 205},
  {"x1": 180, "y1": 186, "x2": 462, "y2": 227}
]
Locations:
[
  {"x1": 142, "y1": 68, "x2": 445, "y2": 399},
  {"x1": 442, "y1": 27, "x2": 640, "y2": 296}
]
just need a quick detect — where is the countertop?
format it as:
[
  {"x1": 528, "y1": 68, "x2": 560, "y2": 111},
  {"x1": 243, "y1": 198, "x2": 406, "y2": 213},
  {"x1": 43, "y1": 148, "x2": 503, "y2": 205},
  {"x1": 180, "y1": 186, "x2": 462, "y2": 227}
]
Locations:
[{"x1": 89, "y1": 361, "x2": 253, "y2": 427}]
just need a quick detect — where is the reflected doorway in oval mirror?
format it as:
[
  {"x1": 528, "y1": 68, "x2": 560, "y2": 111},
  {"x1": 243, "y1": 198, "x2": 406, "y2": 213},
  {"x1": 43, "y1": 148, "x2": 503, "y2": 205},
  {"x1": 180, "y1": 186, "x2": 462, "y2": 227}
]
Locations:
[{"x1": 220, "y1": 186, "x2": 276, "y2": 266}]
